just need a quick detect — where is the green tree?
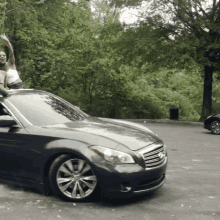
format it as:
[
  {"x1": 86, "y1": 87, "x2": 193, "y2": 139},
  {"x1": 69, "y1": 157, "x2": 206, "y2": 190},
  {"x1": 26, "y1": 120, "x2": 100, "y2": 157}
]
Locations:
[
  {"x1": 0, "y1": 0, "x2": 7, "y2": 33},
  {"x1": 110, "y1": 0, "x2": 220, "y2": 121},
  {"x1": 0, "y1": 0, "x2": 207, "y2": 121}
]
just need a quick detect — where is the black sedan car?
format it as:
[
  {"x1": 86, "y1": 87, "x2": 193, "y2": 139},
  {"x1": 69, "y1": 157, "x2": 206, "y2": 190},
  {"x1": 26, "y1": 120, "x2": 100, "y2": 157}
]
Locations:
[
  {"x1": 0, "y1": 89, "x2": 168, "y2": 201},
  {"x1": 204, "y1": 113, "x2": 220, "y2": 134}
]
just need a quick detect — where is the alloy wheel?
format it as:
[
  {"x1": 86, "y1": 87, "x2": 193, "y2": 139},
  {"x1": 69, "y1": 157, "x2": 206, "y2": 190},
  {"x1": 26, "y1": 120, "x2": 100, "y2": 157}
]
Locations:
[
  {"x1": 56, "y1": 158, "x2": 97, "y2": 200},
  {"x1": 211, "y1": 121, "x2": 220, "y2": 134}
]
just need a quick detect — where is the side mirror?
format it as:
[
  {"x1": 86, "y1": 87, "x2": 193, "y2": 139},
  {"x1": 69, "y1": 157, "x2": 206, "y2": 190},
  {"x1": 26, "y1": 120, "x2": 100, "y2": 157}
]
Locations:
[{"x1": 0, "y1": 115, "x2": 17, "y2": 127}]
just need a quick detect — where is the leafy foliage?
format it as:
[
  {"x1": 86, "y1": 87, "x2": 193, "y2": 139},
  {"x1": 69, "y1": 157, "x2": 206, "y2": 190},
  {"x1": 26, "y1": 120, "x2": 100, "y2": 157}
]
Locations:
[
  {"x1": 110, "y1": 0, "x2": 220, "y2": 120},
  {"x1": 1, "y1": 0, "x2": 219, "y2": 121}
]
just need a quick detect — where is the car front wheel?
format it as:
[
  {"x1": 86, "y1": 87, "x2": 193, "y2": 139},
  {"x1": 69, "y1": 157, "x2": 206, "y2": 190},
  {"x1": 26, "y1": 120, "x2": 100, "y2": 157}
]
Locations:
[
  {"x1": 210, "y1": 120, "x2": 220, "y2": 135},
  {"x1": 49, "y1": 154, "x2": 98, "y2": 201}
]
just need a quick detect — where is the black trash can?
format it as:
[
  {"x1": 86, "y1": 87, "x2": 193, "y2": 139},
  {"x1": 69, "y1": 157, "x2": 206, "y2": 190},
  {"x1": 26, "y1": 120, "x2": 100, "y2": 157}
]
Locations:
[{"x1": 170, "y1": 108, "x2": 179, "y2": 120}]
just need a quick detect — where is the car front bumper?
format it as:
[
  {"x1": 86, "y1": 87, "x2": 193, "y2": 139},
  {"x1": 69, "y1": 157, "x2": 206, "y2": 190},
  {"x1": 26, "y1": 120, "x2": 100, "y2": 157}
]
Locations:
[{"x1": 92, "y1": 156, "x2": 168, "y2": 198}]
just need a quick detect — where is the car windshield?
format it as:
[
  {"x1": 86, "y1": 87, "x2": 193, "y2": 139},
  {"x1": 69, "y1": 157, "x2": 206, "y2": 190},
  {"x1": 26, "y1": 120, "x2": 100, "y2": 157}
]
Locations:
[{"x1": 7, "y1": 92, "x2": 89, "y2": 126}]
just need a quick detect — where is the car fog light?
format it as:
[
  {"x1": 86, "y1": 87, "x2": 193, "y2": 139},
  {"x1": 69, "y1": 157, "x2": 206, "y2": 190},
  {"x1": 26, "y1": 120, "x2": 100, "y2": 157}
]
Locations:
[{"x1": 120, "y1": 182, "x2": 132, "y2": 192}]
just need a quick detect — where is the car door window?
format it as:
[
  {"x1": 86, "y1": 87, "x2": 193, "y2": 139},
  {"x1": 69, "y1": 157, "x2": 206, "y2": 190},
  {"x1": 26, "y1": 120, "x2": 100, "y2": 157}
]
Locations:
[
  {"x1": 0, "y1": 103, "x2": 18, "y2": 128},
  {"x1": 0, "y1": 105, "x2": 10, "y2": 116}
]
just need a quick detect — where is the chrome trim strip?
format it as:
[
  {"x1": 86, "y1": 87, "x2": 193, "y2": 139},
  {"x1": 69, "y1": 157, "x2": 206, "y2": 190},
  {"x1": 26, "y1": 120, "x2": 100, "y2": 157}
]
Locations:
[
  {"x1": 139, "y1": 143, "x2": 164, "y2": 156},
  {"x1": 143, "y1": 147, "x2": 164, "y2": 157},
  {"x1": 145, "y1": 159, "x2": 165, "y2": 167},
  {"x1": 144, "y1": 152, "x2": 164, "y2": 160},
  {"x1": 5, "y1": 100, "x2": 32, "y2": 126},
  {"x1": 144, "y1": 157, "x2": 168, "y2": 170},
  {"x1": 133, "y1": 177, "x2": 165, "y2": 194},
  {"x1": 145, "y1": 157, "x2": 165, "y2": 164}
]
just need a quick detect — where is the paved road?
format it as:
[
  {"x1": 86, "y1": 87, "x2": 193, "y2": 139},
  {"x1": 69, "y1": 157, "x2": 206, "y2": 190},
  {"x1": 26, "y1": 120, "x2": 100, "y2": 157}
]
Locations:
[{"x1": 0, "y1": 123, "x2": 219, "y2": 220}]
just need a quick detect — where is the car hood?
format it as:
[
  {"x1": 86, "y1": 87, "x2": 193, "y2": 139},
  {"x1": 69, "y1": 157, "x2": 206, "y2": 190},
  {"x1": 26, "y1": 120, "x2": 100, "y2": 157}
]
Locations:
[
  {"x1": 205, "y1": 113, "x2": 220, "y2": 120},
  {"x1": 41, "y1": 117, "x2": 162, "y2": 151},
  {"x1": 211, "y1": 113, "x2": 220, "y2": 118}
]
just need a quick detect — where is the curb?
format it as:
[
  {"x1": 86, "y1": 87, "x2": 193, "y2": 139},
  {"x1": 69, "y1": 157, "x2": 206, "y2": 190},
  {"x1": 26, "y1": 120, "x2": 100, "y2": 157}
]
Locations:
[{"x1": 119, "y1": 119, "x2": 203, "y2": 126}]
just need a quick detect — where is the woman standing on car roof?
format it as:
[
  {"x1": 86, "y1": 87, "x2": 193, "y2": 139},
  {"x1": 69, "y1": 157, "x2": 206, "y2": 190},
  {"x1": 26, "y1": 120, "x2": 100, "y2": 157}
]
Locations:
[{"x1": 0, "y1": 34, "x2": 26, "y2": 90}]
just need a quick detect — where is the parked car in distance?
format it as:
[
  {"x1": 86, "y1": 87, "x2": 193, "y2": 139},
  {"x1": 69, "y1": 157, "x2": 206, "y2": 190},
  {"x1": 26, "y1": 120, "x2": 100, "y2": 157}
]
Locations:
[
  {"x1": 0, "y1": 89, "x2": 168, "y2": 201},
  {"x1": 204, "y1": 114, "x2": 220, "y2": 134}
]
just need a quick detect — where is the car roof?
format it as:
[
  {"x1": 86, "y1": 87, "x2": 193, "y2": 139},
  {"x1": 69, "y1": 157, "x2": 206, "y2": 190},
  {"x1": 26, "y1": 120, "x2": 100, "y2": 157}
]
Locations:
[{"x1": 1, "y1": 89, "x2": 50, "y2": 97}]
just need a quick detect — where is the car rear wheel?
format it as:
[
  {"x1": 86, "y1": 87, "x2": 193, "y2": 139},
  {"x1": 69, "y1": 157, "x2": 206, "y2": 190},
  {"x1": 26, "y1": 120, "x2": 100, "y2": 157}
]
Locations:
[
  {"x1": 210, "y1": 121, "x2": 220, "y2": 135},
  {"x1": 49, "y1": 154, "x2": 98, "y2": 201}
]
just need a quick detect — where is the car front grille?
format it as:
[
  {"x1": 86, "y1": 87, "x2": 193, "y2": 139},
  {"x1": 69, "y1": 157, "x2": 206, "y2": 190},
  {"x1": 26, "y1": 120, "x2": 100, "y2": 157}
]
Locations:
[{"x1": 141, "y1": 144, "x2": 166, "y2": 168}]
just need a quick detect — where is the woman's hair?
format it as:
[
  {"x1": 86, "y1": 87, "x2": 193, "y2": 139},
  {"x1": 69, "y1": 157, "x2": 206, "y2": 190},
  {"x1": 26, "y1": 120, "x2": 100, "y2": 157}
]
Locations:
[{"x1": 0, "y1": 44, "x2": 5, "y2": 51}]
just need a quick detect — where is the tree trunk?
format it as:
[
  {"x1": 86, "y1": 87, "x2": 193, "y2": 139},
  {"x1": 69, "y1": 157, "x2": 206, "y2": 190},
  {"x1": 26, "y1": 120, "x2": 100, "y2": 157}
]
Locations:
[{"x1": 199, "y1": 65, "x2": 214, "y2": 121}]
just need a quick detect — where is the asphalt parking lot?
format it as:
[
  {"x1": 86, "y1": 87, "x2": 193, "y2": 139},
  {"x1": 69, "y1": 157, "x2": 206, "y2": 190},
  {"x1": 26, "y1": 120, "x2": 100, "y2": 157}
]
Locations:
[{"x1": 0, "y1": 122, "x2": 219, "y2": 220}]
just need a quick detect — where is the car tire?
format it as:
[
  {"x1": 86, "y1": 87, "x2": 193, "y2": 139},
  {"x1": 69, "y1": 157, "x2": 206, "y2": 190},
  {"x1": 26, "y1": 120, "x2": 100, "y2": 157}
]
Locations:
[
  {"x1": 210, "y1": 120, "x2": 220, "y2": 135},
  {"x1": 49, "y1": 154, "x2": 99, "y2": 201}
]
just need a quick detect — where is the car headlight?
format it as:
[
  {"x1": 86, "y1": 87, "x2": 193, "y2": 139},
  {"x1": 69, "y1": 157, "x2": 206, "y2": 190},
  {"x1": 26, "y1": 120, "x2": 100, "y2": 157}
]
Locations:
[{"x1": 90, "y1": 146, "x2": 135, "y2": 164}]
